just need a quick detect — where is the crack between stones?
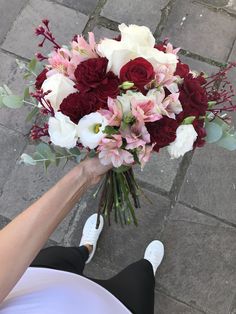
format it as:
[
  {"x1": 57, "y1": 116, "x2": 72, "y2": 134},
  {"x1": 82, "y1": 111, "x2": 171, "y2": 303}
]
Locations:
[
  {"x1": 179, "y1": 49, "x2": 225, "y2": 67},
  {"x1": 179, "y1": 201, "x2": 236, "y2": 229},
  {"x1": 154, "y1": 0, "x2": 176, "y2": 40},
  {"x1": 193, "y1": 0, "x2": 236, "y2": 18},
  {"x1": 155, "y1": 287, "x2": 207, "y2": 313},
  {"x1": 226, "y1": 37, "x2": 236, "y2": 62}
]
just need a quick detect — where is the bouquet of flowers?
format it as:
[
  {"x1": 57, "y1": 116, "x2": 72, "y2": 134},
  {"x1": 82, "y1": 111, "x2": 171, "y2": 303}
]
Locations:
[{"x1": 1, "y1": 20, "x2": 236, "y2": 226}]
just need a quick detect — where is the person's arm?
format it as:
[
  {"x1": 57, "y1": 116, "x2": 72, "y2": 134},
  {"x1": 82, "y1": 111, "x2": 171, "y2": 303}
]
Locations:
[{"x1": 0, "y1": 157, "x2": 111, "y2": 303}]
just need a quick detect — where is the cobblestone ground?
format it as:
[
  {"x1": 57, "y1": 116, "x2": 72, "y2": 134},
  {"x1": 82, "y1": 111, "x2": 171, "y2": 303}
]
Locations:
[{"x1": 0, "y1": 0, "x2": 236, "y2": 313}]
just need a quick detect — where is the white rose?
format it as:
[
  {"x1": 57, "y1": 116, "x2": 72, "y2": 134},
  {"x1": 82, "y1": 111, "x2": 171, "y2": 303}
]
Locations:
[
  {"x1": 167, "y1": 124, "x2": 198, "y2": 159},
  {"x1": 97, "y1": 23, "x2": 178, "y2": 76},
  {"x1": 41, "y1": 73, "x2": 77, "y2": 111},
  {"x1": 48, "y1": 112, "x2": 79, "y2": 149},
  {"x1": 119, "y1": 23, "x2": 155, "y2": 48},
  {"x1": 78, "y1": 112, "x2": 108, "y2": 149}
]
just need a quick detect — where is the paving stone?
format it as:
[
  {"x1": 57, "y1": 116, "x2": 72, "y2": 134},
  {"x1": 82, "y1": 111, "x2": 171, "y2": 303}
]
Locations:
[
  {"x1": 155, "y1": 291, "x2": 203, "y2": 314},
  {"x1": 55, "y1": 0, "x2": 99, "y2": 14},
  {"x1": 2, "y1": 0, "x2": 88, "y2": 59},
  {"x1": 69, "y1": 188, "x2": 170, "y2": 274},
  {"x1": 0, "y1": 147, "x2": 79, "y2": 243},
  {"x1": 230, "y1": 295, "x2": 236, "y2": 314},
  {"x1": 0, "y1": 0, "x2": 28, "y2": 45},
  {"x1": 162, "y1": 0, "x2": 236, "y2": 62},
  {"x1": 0, "y1": 214, "x2": 11, "y2": 230},
  {"x1": 135, "y1": 148, "x2": 181, "y2": 193},
  {"x1": 197, "y1": 0, "x2": 229, "y2": 7},
  {"x1": 0, "y1": 124, "x2": 26, "y2": 191},
  {"x1": 92, "y1": 25, "x2": 119, "y2": 40},
  {"x1": 157, "y1": 203, "x2": 236, "y2": 314},
  {"x1": 226, "y1": 0, "x2": 236, "y2": 13},
  {"x1": 179, "y1": 55, "x2": 219, "y2": 75},
  {"x1": 0, "y1": 51, "x2": 34, "y2": 135},
  {"x1": 179, "y1": 144, "x2": 236, "y2": 224},
  {"x1": 101, "y1": 0, "x2": 169, "y2": 32}
]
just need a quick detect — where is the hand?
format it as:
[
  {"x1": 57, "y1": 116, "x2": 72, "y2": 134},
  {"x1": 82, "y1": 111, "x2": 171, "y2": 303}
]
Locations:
[{"x1": 81, "y1": 157, "x2": 112, "y2": 185}]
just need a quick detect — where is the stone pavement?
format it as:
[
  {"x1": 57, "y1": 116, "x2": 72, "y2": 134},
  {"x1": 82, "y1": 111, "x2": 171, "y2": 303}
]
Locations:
[{"x1": 0, "y1": 0, "x2": 236, "y2": 313}]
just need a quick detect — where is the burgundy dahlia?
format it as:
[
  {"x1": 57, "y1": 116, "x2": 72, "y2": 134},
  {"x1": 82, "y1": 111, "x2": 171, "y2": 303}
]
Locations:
[
  {"x1": 60, "y1": 92, "x2": 103, "y2": 124},
  {"x1": 120, "y1": 57, "x2": 155, "y2": 93},
  {"x1": 96, "y1": 72, "x2": 120, "y2": 103},
  {"x1": 74, "y1": 57, "x2": 108, "y2": 92},
  {"x1": 146, "y1": 116, "x2": 179, "y2": 152},
  {"x1": 175, "y1": 61, "x2": 190, "y2": 78}
]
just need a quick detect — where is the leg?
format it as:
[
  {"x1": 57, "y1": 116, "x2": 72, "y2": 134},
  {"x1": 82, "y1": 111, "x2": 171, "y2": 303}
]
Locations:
[
  {"x1": 89, "y1": 259, "x2": 155, "y2": 314},
  {"x1": 30, "y1": 245, "x2": 89, "y2": 275}
]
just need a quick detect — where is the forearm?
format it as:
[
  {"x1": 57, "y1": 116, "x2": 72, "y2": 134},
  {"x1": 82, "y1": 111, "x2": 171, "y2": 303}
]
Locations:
[{"x1": 0, "y1": 161, "x2": 91, "y2": 302}]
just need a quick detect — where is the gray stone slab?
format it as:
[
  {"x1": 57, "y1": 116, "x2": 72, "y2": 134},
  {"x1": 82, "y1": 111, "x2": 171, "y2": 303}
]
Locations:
[
  {"x1": 2, "y1": 0, "x2": 88, "y2": 59},
  {"x1": 101, "y1": 0, "x2": 169, "y2": 32},
  {"x1": 0, "y1": 147, "x2": 79, "y2": 243},
  {"x1": 135, "y1": 148, "x2": 181, "y2": 193},
  {"x1": 0, "y1": 51, "x2": 34, "y2": 135},
  {"x1": 230, "y1": 294, "x2": 236, "y2": 314},
  {"x1": 179, "y1": 55, "x2": 219, "y2": 75},
  {"x1": 157, "y1": 203, "x2": 236, "y2": 314},
  {"x1": 155, "y1": 291, "x2": 203, "y2": 314},
  {"x1": 0, "y1": 214, "x2": 11, "y2": 230},
  {"x1": 69, "y1": 188, "x2": 170, "y2": 275},
  {"x1": 0, "y1": 0, "x2": 28, "y2": 45},
  {"x1": 179, "y1": 144, "x2": 236, "y2": 224},
  {"x1": 0, "y1": 124, "x2": 26, "y2": 191},
  {"x1": 197, "y1": 0, "x2": 229, "y2": 7},
  {"x1": 55, "y1": 0, "x2": 99, "y2": 14},
  {"x1": 92, "y1": 25, "x2": 119, "y2": 40},
  {"x1": 162, "y1": 0, "x2": 236, "y2": 62}
]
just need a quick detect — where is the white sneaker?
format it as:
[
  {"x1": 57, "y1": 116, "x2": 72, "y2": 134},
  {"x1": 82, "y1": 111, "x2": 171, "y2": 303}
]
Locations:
[
  {"x1": 144, "y1": 240, "x2": 164, "y2": 275},
  {"x1": 79, "y1": 214, "x2": 104, "y2": 264}
]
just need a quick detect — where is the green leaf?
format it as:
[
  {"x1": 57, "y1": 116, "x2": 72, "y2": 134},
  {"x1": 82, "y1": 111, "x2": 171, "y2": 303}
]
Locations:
[
  {"x1": 68, "y1": 147, "x2": 81, "y2": 156},
  {"x1": 23, "y1": 73, "x2": 32, "y2": 80},
  {"x1": 217, "y1": 133, "x2": 236, "y2": 151},
  {"x1": 20, "y1": 153, "x2": 37, "y2": 166},
  {"x1": 208, "y1": 101, "x2": 217, "y2": 109},
  {"x1": 26, "y1": 107, "x2": 39, "y2": 122},
  {"x1": 88, "y1": 149, "x2": 96, "y2": 158},
  {"x1": 36, "y1": 143, "x2": 56, "y2": 162},
  {"x1": 205, "y1": 122, "x2": 223, "y2": 143},
  {"x1": 182, "y1": 116, "x2": 196, "y2": 125},
  {"x1": 44, "y1": 160, "x2": 51, "y2": 172},
  {"x1": 24, "y1": 87, "x2": 30, "y2": 100},
  {"x1": 2, "y1": 95, "x2": 23, "y2": 108},
  {"x1": 54, "y1": 146, "x2": 68, "y2": 156},
  {"x1": 3, "y1": 84, "x2": 13, "y2": 95},
  {"x1": 0, "y1": 95, "x2": 4, "y2": 108},
  {"x1": 28, "y1": 58, "x2": 37, "y2": 72},
  {"x1": 103, "y1": 126, "x2": 119, "y2": 135}
]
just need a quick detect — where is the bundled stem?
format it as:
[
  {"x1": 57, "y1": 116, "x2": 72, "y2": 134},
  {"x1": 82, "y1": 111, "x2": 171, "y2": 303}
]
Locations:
[{"x1": 96, "y1": 168, "x2": 141, "y2": 228}]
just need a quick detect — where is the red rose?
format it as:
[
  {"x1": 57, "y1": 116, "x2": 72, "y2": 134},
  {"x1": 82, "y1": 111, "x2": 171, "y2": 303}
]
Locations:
[
  {"x1": 59, "y1": 92, "x2": 103, "y2": 124},
  {"x1": 35, "y1": 68, "x2": 48, "y2": 89},
  {"x1": 74, "y1": 58, "x2": 108, "y2": 92},
  {"x1": 120, "y1": 57, "x2": 155, "y2": 93},
  {"x1": 146, "y1": 116, "x2": 179, "y2": 152},
  {"x1": 175, "y1": 61, "x2": 190, "y2": 78},
  {"x1": 179, "y1": 73, "x2": 208, "y2": 116},
  {"x1": 96, "y1": 72, "x2": 120, "y2": 103}
]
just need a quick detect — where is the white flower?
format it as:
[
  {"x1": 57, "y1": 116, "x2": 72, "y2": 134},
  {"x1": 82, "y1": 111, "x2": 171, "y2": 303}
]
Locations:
[
  {"x1": 78, "y1": 112, "x2": 108, "y2": 149},
  {"x1": 97, "y1": 23, "x2": 178, "y2": 76},
  {"x1": 41, "y1": 73, "x2": 77, "y2": 111},
  {"x1": 48, "y1": 112, "x2": 79, "y2": 149},
  {"x1": 167, "y1": 124, "x2": 198, "y2": 159}
]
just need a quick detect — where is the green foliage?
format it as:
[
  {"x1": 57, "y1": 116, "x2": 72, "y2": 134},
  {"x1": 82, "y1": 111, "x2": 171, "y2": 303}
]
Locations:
[
  {"x1": 205, "y1": 121, "x2": 223, "y2": 143},
  {"x1": 182, "y1": 116, "x2": 196, "y2": 125},
  {"x1": 103, "y1": 126, "x2": 119, "y2": 135},
  {"x1": 0, "y1": 85, "x2": 23, "y2": 109}
]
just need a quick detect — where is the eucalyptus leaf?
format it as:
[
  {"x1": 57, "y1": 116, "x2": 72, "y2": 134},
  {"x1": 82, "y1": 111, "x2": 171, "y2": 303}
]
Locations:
[
  {"x1": 36, "y1": 143, "x2": 56, "y2": 162},
  {"x1": 69, "y1": 147, "x2": 81, "y2": 156},
  {"x1": 54, "y1": 146, "x2": 68, "y2": 156},
  {"x1": 28, "y1": 58, "x2": 37, "y2": 72},
  {"x1": 3, "y1": 84, "x2": 13, "y2": 95},
  {"x1": 26, "y1": 107, "x2": 39, "y2": 122},
  {"x1": 2, "y1": 95, "x2": 23, "y2": 108},
  {"x1": 205, "y1": 122, "x2": 223, "y2": 143},
  {"x1": 217, "y1": 133, "x2": 236, "y2": 151},
  {"x1": 24, "y1": 87, "x2": 30, "y2": 100},
  {"x1": 20, "y1": 153, "x2": 37, "y2": 166}
]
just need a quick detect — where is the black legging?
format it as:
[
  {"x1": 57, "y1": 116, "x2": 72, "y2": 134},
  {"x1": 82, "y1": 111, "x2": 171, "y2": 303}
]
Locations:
[{"x1": 30, "y1": 246, "x2": 155, "y2": 314}]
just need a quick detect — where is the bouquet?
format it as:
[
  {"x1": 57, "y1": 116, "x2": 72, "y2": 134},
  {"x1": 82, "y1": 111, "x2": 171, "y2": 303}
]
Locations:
[{"x1": 1, "y1": 20, "x2": 236, "y2": 226}]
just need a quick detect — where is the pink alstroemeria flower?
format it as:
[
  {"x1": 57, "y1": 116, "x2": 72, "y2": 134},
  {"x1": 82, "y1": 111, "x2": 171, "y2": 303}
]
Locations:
[
  {"x1": 131, "y1": 98, "x2": 162, "y2": 124},
  {"x1": 123, "y1": 123, "x2": 150, "y2": 150},
  {"x1": 68, "y1": 32, "x2": 98, "y2": 79},
  {"x1": 98, "y1": 135, "x2": 134, "y2": 168},
  {"x1": 138, "y1": 144, "x2": 155, "y2": 170},
  {"x1": 99, "y1": 98, "x2": 123, "y2": 127},
  {"x1": 47, "y1": 48, "x2": 71, "y2": 77}
]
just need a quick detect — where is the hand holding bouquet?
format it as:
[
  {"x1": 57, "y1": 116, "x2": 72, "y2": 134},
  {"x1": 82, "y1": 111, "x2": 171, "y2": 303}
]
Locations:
[{"x1": 1, "y1": 20, "x2": 236, "y2": 226}]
